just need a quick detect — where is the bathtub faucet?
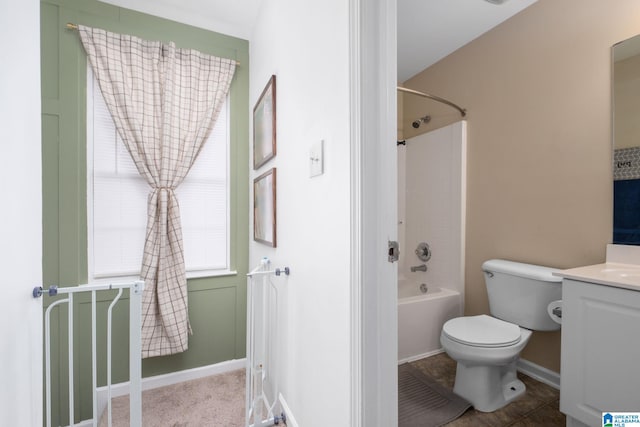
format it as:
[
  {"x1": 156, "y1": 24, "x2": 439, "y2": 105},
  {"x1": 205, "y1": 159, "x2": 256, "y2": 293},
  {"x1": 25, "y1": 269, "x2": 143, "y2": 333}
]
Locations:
[{"x1": 410, "y1": 264, "x2": 427, "y2": 272}]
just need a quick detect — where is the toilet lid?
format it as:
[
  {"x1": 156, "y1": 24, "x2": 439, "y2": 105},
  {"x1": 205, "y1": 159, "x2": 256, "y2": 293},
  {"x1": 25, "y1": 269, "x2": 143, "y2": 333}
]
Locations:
[{"x1": 443, "y1": 315, "x2": 522, "y2": 348}]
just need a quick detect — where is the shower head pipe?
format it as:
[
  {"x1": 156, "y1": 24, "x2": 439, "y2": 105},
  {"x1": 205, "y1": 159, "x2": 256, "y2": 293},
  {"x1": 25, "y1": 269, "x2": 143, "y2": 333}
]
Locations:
[
  {"x1": 412, "y1": 115, "x2": 431, "y2": 128},
  {"x1": 397, "y1": 86, "x2": 467, "y2": 118}
]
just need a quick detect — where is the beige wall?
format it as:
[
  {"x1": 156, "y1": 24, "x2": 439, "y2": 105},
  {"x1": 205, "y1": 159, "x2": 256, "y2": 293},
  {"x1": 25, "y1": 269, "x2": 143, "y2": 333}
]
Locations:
[{"x1": 402, "y1": 0, "x2": 640, "y2": 372}]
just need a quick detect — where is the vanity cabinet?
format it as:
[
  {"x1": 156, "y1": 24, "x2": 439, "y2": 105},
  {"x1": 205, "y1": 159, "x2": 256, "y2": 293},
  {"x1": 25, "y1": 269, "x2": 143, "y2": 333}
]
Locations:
[{"x1": 560, "y1": 278, "x2": 640, "y2": 427}]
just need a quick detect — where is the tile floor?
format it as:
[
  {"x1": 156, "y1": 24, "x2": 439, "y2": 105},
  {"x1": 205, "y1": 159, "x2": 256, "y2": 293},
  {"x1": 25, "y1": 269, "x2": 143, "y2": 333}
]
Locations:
[{"x1": 408, "y1": 353, "x2": 566, "y2": 426}]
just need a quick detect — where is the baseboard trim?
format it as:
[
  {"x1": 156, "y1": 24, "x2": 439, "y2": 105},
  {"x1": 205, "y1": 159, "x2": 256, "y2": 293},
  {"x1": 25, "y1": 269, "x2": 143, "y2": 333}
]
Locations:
[
  {"x1": 398, "y1": 348, "x2": 445, "y2": 364},
  {"x1": 279, "y1": 393, "x2": 299, "y2": 427},
  {"x1": 95, "y1": 358, "x2": 246, "y2": 422},
  {"x1": 517, "y1": 358, "x2": 560, "y2": 390}
]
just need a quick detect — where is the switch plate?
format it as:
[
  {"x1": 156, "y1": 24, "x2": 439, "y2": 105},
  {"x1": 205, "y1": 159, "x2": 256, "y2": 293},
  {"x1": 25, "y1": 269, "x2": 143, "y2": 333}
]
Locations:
[{"x1": 309, "y1": 140, "x2": 324, "y2": 177}]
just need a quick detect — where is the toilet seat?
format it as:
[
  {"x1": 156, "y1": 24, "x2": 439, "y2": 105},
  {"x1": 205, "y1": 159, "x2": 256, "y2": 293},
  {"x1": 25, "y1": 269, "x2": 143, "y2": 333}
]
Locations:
[{"x1": 443, "y1": 315, "x2": 522, "y2": 348}]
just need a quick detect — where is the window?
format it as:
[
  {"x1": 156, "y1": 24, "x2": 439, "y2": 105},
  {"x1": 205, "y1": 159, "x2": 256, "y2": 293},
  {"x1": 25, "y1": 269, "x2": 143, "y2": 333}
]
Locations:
[{"x1": 87, "y1": 68, "x2": 231, "y2": 281}]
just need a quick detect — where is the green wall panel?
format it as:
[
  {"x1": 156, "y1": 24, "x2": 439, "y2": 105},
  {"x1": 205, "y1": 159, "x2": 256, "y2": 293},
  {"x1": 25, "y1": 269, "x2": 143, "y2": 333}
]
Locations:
[
  {"x1": 42, "y1": 114, "x2": 60, "y2": 282},
  {"x1": 41, "y1": 1, "x2": 249, "y2": 424},
  {"x1": 143, "y1": 286, "x2": 240, "y2": 377}
]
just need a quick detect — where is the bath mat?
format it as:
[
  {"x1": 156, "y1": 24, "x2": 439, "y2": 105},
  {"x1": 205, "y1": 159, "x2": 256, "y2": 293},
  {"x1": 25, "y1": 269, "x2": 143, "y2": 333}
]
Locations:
[{"x1": 398, "y1": 363, "x2": 471, "y2": 427}]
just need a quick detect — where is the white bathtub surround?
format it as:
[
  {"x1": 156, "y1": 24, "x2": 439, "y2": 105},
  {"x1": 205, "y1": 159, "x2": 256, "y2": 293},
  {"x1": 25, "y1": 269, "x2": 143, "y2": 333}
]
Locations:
[
  {"x1": 400, "y1": 121, "x2": 466, "y2": 295},
  {"x1": 397, "y1": 121, "x2": 467, "y2": 362}
]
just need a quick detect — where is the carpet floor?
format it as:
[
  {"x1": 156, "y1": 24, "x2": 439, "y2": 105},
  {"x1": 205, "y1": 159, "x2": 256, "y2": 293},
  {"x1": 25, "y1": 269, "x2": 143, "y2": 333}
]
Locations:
[{"x1": 98, "y1": 369, "x2": 246, "y2": 427}]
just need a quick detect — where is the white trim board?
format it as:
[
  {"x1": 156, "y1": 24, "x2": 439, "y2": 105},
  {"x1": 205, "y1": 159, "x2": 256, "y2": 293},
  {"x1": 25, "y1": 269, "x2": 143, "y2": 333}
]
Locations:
[
  {"x1": 398, "y1": 348, "x2": 445, "y2": 365},
  {"x1": 279, "y1": 393, "x2": 299, "y2": 427},
  {"x1": 350, "y1": 0, "x2": 398, "y2": 425},
  {"x1": 348, "y1": 0, "x2": 363, "y2": 426},
  {"x1": 517, "y1": 358, "x2": 560, "y2": 390}
]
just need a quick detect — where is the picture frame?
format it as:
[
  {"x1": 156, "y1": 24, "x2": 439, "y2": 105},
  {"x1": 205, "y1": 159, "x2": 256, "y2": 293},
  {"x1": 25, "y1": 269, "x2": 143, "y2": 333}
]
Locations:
[
  {"x1": 253, "y1": 168, "x2": 277, "y2": 247},
  {"x1": 253, "y1": 75, "x2": 277, "y2": 170}
]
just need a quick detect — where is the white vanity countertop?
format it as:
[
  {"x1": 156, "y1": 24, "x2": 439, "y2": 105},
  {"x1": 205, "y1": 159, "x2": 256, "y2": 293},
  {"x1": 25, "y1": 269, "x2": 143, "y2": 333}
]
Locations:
[{"x1": 554, "y1": 262, "x2": 640, "y2": 291}]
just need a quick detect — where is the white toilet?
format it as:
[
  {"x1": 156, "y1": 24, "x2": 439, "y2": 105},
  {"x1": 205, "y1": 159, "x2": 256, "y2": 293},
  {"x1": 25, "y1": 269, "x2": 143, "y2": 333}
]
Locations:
[{"x1": 440, "y1": 259, "x2": 562, "y2": 412}]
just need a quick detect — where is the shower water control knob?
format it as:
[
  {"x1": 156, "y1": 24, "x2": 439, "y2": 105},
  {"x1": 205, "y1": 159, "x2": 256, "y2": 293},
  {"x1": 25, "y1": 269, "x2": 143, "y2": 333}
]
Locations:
[{"x1": 415, "y1": 242, "x2": 432, "y2": 262}]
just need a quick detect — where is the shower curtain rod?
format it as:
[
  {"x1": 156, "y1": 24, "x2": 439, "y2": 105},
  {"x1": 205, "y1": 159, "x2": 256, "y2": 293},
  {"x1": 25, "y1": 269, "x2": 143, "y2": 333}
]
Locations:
[
  {"x1": 397, "y1": 86, "x2": 466, "y2": 118},
  {"x1": 64, "y1": 23, "x2": 241, "y2": 66}
]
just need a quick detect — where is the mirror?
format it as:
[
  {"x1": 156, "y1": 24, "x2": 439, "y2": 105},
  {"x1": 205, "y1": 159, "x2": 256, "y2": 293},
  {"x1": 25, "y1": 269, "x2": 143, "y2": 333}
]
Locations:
[{"x1": 613, "y1": 34, "x2": 640, "y2": 245}]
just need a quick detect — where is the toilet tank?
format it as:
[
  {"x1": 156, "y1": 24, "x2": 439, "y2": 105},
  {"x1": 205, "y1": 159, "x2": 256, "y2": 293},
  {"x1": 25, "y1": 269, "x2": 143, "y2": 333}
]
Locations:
[{"x1": 483, "y1": 259, "x2": 562, "y2": 331}]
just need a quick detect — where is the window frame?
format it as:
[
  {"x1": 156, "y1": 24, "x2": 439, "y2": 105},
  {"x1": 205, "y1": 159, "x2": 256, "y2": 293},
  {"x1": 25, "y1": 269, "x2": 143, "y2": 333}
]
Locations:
[{"x1": 86, "y1": 66, "x2": 236, "y2": 284}]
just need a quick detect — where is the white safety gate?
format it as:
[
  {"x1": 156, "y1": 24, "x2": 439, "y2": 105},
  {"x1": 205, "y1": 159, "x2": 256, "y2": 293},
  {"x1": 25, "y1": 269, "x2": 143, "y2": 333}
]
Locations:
[
  {"x1": 246, "y1": 259, "x2": 290, "y2": 427},
  {"x1": 33, "y1": 281, "x2": 144, "y2": 427}
]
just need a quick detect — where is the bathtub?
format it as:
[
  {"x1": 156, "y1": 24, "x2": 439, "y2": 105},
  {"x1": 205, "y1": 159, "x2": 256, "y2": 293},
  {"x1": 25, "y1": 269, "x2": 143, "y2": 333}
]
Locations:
[{"x1": 398, "y1": 281, "x2": 462, "y2": 363}]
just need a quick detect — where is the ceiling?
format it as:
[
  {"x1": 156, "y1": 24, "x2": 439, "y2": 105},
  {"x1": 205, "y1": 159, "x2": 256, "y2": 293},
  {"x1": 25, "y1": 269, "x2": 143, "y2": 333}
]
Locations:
[
  {"x1": 397, "y1": 0, "x2": 538, "y2": 82},
  {"x1": 100, "y1": 0, "x2": 537, "y2": 82}
]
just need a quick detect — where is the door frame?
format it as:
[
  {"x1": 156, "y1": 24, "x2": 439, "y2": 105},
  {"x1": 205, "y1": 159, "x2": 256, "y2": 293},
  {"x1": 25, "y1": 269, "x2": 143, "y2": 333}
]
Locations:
[
  {"x1": 349, "y1": 0, "x2": 398, "y2": 425},
  {"x1": 0, "y1": 0, "x2": 43, "y2": 425}
]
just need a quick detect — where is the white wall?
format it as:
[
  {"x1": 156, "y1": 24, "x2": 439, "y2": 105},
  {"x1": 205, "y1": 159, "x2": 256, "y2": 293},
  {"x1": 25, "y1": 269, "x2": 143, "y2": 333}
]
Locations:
[
  {"x1": 0, "y1": 0, "x2": 43, "y2": 424},
  {"x1": 249, "y1": 1, "x2": 352, "y2": 425}
]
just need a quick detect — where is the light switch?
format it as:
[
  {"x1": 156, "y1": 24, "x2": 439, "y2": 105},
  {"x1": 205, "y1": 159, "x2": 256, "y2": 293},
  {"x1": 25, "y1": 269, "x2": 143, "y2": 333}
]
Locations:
[{"x1": 309, "y1": 140, "x2": 324, "y2": 177}]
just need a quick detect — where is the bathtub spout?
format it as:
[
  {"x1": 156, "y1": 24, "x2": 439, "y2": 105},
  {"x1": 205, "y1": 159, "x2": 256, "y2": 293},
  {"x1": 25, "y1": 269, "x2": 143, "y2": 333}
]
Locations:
[{"x1": 410, "y1": 264, "x2": 427, "y2": 272}]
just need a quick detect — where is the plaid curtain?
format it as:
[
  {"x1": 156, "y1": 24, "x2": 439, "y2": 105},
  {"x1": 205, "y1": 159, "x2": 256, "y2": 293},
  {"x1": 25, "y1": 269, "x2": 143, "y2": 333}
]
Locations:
[{"x1": 79, "y1": 26, "x2": 236, "y2": 357}]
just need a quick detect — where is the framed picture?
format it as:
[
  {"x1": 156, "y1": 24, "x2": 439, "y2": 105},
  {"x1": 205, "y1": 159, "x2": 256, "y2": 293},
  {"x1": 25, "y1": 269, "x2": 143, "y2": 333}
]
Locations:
[
  {"x1": 253, "y1": 75, "x2": 277, "y2": 169},
  {"x1": 253, "y1": 168, "x2": 277, "y2": 247}
]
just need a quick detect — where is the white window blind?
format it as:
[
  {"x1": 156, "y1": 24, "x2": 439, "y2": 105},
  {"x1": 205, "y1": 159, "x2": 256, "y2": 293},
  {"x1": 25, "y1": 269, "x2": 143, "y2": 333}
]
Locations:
[{"x1": 87, "y1": 68, "x2": 230, "y2": 280}]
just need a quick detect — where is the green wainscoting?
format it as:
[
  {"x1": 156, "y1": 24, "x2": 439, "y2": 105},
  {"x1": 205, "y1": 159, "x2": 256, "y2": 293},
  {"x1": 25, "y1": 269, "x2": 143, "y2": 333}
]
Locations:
[{"x1": 40, "y1": 1, "x2": 249, "y2": 424}]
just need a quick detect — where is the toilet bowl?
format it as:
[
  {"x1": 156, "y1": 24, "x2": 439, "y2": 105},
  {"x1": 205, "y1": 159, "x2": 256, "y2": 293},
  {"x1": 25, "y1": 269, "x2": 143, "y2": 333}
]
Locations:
[
  {"x1": 440, "y1": 259, "x2": 562, "y2": 412},
  {"x1": 440, "y1": 315, "x2": 533, "y2": 412}
]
